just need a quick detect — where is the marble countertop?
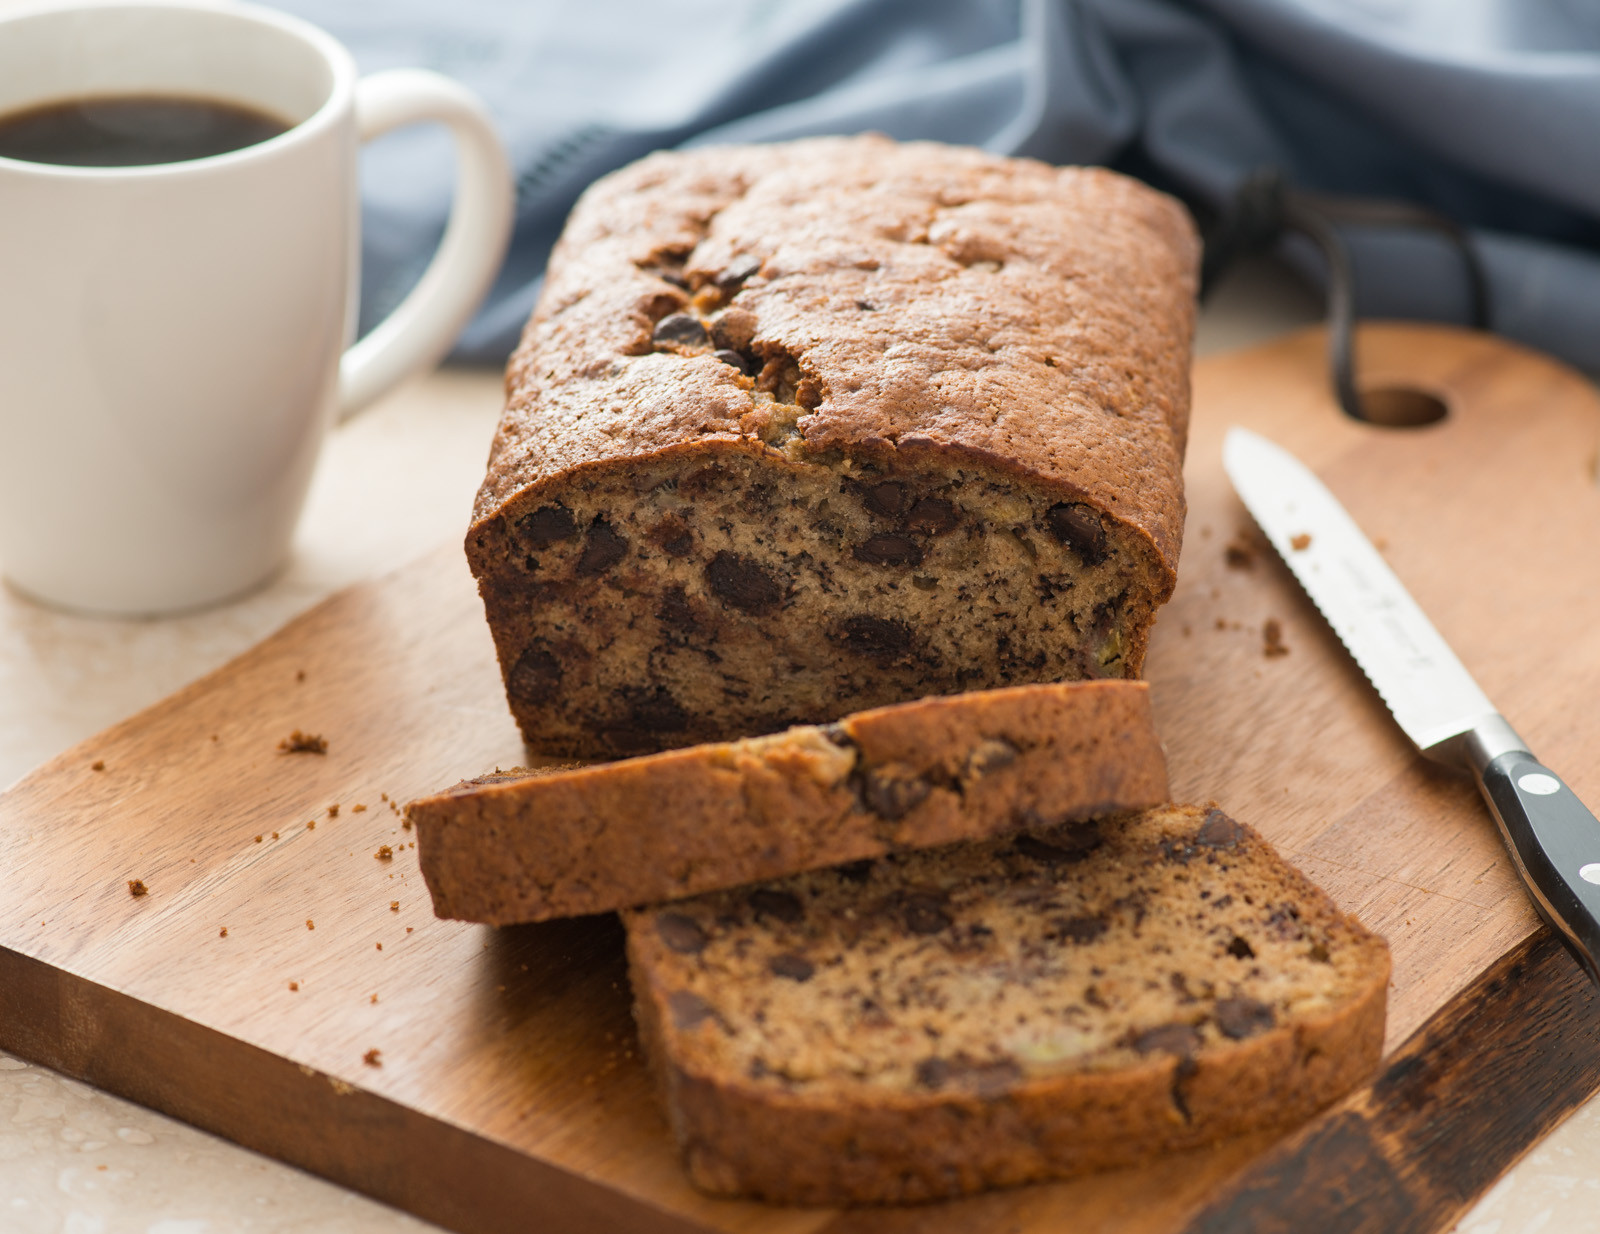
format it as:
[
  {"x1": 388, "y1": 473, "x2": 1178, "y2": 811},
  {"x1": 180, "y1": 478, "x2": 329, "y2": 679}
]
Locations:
[{"x1": 2, "y1": 259, "x2": 1595, "y2": 1232}]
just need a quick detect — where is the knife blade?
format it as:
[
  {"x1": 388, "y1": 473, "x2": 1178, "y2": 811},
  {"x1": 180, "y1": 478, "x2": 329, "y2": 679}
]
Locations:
[{"x1": 1224, "y1": 426, "x2": 1600, "y2": 984}]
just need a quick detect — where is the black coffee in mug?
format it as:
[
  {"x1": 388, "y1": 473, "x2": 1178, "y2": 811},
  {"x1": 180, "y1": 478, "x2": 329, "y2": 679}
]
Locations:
[{"x1": 0, "y1": 94, "x2": 289, "y2": 167}]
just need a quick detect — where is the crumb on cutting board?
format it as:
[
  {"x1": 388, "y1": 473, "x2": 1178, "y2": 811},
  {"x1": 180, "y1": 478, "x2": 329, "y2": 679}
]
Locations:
[
  {"x1": 363, "y1": 1048, "x2": 382, "y2": 1067},
  {"x1": 91, "y1": 760, "x2": 105, "y2": 772},
  {"x1": 1224, "y1": 540, "x2": 1255, "y2": 569},
  {"x1": 219, "y1": 926, "x2": 228, "y2": 938},
  {"x1": 288, "y1": 981, "x2": 299, "y2": 992},
  {"x1": 278, "y1": 730, "x2": 327, "y2": 755},
  {"x1": 327, "y1": 804, "x2": 340, "y2": 818},
  {"x1": 127, "y1": 879, "x2": 147, "y2": 898},
  {"x1": 375, "y1": 846, "x2": 393, "y2": 861},
  {"x1": 1290, "y1": 532, "x2": 1312, "y2": 551},
  {"x1": 352, "y1": 804, "x2": 367, "y2": 813},
  {"x1": 390, "y1": 901, "x2": 399, "y2": 912},
  {"x1": 1263, "y1": 618, "x2": 1290, "y2": 658}
]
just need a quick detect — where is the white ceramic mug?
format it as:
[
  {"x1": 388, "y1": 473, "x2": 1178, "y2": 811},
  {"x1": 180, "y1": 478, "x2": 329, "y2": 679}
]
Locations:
[{"x1": 0, "y1": 0, "x2": 514, "y2": 615}]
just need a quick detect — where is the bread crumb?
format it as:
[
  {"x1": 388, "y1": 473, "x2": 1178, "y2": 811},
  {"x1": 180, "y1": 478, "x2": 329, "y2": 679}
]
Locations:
[
  {"x1": 380, "y1": 793, "x2": 388, "y2": 802},
  {"x1": 254, "y1": 835, "x2": 263, "y2": 843},
  {"x1": 127, "y1": 879, "x2": 147, "y2": 898},
  {"x1": 288, "y1": 981, "x2": 299, "y2": 992},
  {"x1": 278, "y1": 730, "x2": 327, "y2": 755},
  {"x1": 363, "y1": 1048, "x2": 381, "y2": 1067},
  {"x1": 219, "y1": 926, "x2": 228, "y2": 938},
  {"x1": 352, "y1": 804, "x2": 367, "y2": 813},
  {"x1": 327, "y1": 804, "x2": 339, "y2": 818},
  {"x1": 375, "y1": 846, "x2": 393, "y2": 861},
  {"x1": 369, "y1": 993, "x2": 378, "y2": 1004},
  {"x1": 1290, "y1": 532, "x2": 1312, "y2": 551},
  {"x1": 405, "y1": 926, "x2": 413, "y2": 934},
  {"x1": 91, "y1": 760, "x2": 105, "y2": 772},
  {"x1": 272, "y1": 831, "x2": 279, "y2": 840},
  {"x1": 1224, "y1": 541, "x2": 1255, "y2": 569},
  {"x1": 401, "y1": 816, "x2": 413, "y2": 831},
  {"x1": 376, "y1": 942, "x2": 383, "y2": 951},
  {"x1": 1263, "y1": 618, "x2": 1290, "y2": 658},
  {"x1": 307, "y1": 819, "x2": 316, "y2": 830},
  {"x1": 306, "y1": 919, "x2": 315, "y2": 930},
  {"x1": 390, "y1": 901, "x2": 399, "y2": 912}
]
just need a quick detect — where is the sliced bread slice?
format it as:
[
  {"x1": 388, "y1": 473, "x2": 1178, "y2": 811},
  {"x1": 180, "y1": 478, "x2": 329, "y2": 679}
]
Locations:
[
  {"x1": 623, "y1": 804, "x2": 1390, "y2": 1205},
  {"x1": 411, "y1": 680, "x2": 1167, "y2": 925}
]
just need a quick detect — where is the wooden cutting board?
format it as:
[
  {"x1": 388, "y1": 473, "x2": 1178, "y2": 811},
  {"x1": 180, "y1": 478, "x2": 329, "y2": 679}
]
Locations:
[{"x1": 4, "y1": 324, "x2": 1600, "y2": 1234}]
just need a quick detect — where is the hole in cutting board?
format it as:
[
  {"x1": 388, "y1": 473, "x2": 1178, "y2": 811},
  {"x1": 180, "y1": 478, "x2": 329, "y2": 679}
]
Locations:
[{"x1": 1356, "y1": 385, "x2": 1450, "y2": 427}]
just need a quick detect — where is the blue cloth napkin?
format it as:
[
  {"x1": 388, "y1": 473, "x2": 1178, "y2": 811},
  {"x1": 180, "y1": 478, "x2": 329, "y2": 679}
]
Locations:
[{"x1": 269, "y1": 0, "x2": 1600, "y2": 374}]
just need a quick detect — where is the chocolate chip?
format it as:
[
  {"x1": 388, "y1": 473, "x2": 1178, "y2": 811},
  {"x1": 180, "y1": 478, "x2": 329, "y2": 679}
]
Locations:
[
  {"x1": 1056, "y1": 915, "x2": 1108, "y2": 944},
  {"x1": 858, "y1": 768, "x2": 931, "y2": 820},
  {"x1": 913, "y1": 1056, "x2": 1019, "y2": 1095},
  {"x1": 652, "y1": 313, "x2": 708, "y2": 348},
  {"x1": 904, "y1": 894, "x2": 951, "y2": 935},
  {"x1": 1046, "y1": 502, "x2": 1107, "y2": 566},
  {"x1": 768, "y1": 953, "x2": 815, "y2": 982},
  {"x1": 854, "y1": 533, "x2": 923, "y2": 568},
  {"x1": 626, "y1": 686, "x2": 688, "y2": 733},
  {"x1": 516, "y1": 504, "x2": 576, "y2": 548},
  {"x1": 1214, "y1": 997, "x2": 1276, "y2": 1040},
  {"x1": 1014, "y1": 822, "x2": 1100, "y2": 865},
  {"x1": 836, "y1": 614, "x2": 912, "y2": 660},
  {"x1": 647, "y1": 515, "x2": 693, "y2": 557},
  {"x1": 914, "y1": 1057, "x2": 952, "y2": 1089},
  {"x1": 705, "y1": 551, "x2": 783, "y2": 615},
  {"x1": 1196, "y1": 809, "x2": 1244, "y2": 849},
  {"x1": 507, "y1": 646, "x2": 561, "y2": 706},
  {"x1": 1132, "y1": 1023, "x2": 1201, "y2": 1056},
  {"x1": 717, "y1": 257, "x2": 762, "y2": 293},
  {"x1": 1226, "y1": 935, "x2": 1255, "y2": 960},
  {"x1": 906, "y1": 497, "x2": 958, "y2": 535},
  {"x1": 668, "y1": 989, "x2": 718, "y2": 1029},
  {"x1": 710, "y1": 307, "x2": 757, "y2": 351},
  {"x1": 965, "y1": 738, "x2": 1019, "y2": 778},
  {"x1": 713, "y1": 349, "x2": 750, "y2": 374},
  {"x1": 657, "y1": 913, "x2": 707, "y2": 955},
  {"x1": 658, "y1": 587, "x2": 698, "y2": 631},
  {"x1": 576, "y1": 519, "x2": 628, "y2": 577},
  {"x1": 818, "y1": 722, "x2": 855, "y2": 749},
  {"x1": 861, "y1": 482, "x2": 907, "y2": 518},
  {"x1": 749, "y1": 889, "x2": 804, "y2": 925}
]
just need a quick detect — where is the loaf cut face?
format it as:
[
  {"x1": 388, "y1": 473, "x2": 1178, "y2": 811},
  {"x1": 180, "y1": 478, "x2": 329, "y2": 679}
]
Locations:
[
  {"x1": 624, "y1": 804, "x2": 1390, "y2": 1206},
  {"x1": 411, "y1": 681, "x2": 1167, "y2": 924},
  {"x1": 470, "y1": 136, "x2": 1198, "y2": 758}
]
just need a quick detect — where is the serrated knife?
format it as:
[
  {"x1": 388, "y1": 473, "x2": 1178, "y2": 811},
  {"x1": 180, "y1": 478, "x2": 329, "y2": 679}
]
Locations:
[{"x1": 1224, "y1": 426, "x2": 1600, "y2": 984}]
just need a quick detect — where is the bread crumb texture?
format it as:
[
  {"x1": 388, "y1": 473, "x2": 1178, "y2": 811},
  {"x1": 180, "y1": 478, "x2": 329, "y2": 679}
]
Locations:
[
  {"x1": 278, "y1": 730, "x2": 327, "y2": 755},
  {"x1": 624, "y1": 804, "x2": 1389, "y2": 1204},
  {"x1": 469, "y1": 136, "x2": 1197, "y2": 759}
]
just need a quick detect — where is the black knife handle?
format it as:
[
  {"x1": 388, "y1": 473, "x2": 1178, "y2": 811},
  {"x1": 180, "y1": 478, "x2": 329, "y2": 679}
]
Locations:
[{"x1": 1475, "y1": 750, "x2": 1600, "y2": 984}]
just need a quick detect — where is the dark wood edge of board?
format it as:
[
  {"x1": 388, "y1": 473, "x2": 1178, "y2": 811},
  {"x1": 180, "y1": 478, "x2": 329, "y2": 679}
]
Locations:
[
  {"x1": 5, "y1": 929, "x2": 1596, "y2": 1234},
  {"x1": 0, "y1": 945, "x2": 713, "y2": 1234},
  {"x1": 1181, "y1": 928, "x2": 1600, "y2": 1234}
]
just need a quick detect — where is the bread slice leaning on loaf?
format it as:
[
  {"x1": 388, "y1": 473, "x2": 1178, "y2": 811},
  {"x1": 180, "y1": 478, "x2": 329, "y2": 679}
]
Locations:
[
  {"x1": 624, "y1": 804, "x2": 1390, "y2": 1206},
  {"x1": 468, "y1": 135, "x2": 1198, "y2": 759},
  {"x1": 410, "y1": 680, "x2": 1167, "y2": 925}
]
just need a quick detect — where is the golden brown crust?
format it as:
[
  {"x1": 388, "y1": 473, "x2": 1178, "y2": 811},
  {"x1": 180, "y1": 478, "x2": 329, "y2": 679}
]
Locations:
[
  {"x1": 410, "y1": 681, "x2": 1168, "y2": 924},
  {"x1": 476, "y1": 137, "x2": 1196, "y2": 573},
  {"x1": 624, "y1": 805, "x2": 1390, "y2": 1205}
]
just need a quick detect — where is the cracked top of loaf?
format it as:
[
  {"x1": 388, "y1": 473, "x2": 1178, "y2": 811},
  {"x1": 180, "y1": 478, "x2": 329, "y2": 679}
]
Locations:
[{"x1": 475, "y1": 135, "x2": 1198, "y2": 587}]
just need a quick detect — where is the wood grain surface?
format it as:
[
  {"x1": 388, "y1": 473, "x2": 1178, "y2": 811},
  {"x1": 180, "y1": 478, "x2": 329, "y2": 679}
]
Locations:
[{"x1": 2, "y1": 324, "x2": 1599, "y2": 1233}]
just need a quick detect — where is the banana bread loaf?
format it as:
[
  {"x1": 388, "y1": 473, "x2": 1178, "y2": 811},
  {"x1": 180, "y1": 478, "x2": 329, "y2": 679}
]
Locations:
[
  {"x1": 625, "y1": 804, "x2": 1390, "y2": 1205},
  {"x1": 411, "y1": 680, "x2": 1167, "y2": 924},
  {"x1": 469, "y1": 136, "x2": 1198, "y2": 758}
]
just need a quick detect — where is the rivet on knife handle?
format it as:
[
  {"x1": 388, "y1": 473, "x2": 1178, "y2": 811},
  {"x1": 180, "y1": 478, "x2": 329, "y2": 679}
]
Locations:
[{"x1": 1223, "y1": 427, "x2": 1600, "y2": 986}]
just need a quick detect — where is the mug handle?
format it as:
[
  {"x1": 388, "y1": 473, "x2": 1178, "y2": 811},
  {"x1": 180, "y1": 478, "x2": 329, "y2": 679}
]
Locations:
[{"x1": 337, "y1": 69, "x2": 514, "y2": 420}]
